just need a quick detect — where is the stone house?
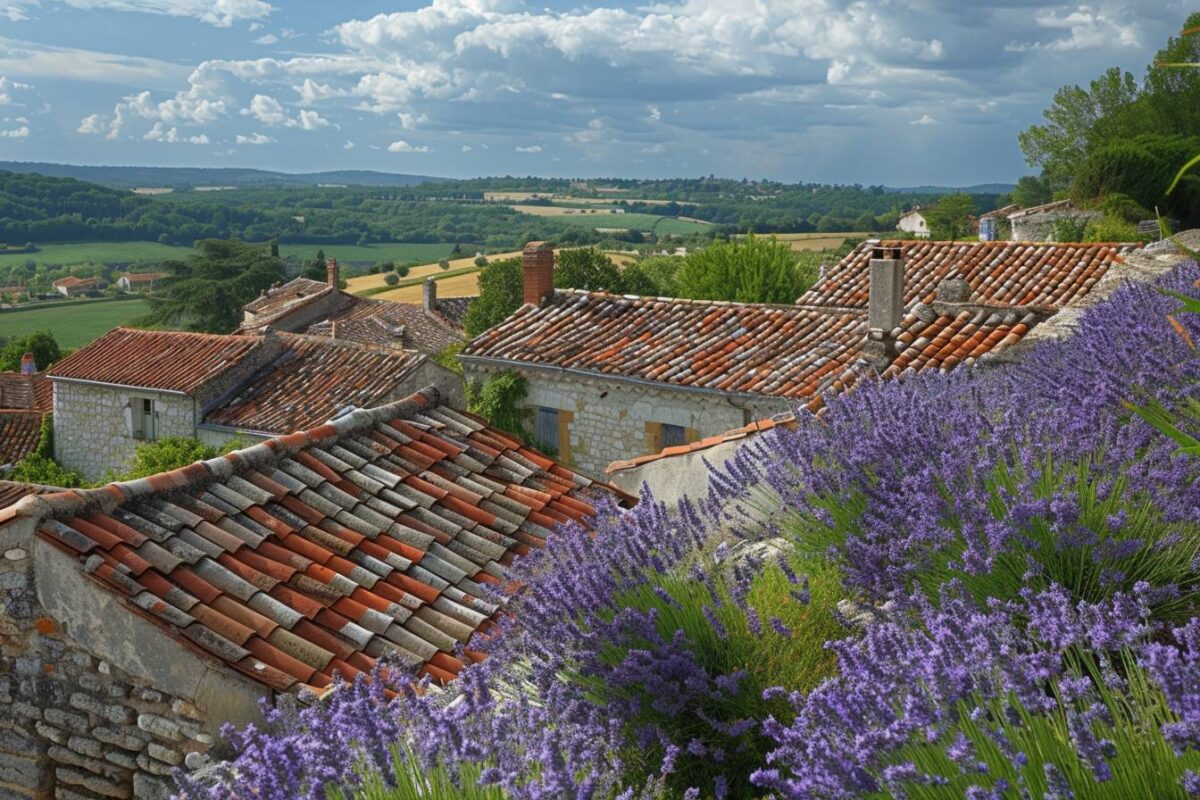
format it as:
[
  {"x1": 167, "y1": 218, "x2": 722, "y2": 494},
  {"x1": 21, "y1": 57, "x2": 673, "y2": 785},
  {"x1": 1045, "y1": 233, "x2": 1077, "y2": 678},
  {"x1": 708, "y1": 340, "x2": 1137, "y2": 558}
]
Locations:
[
  {"x1": 607, "y1": 238, "x2": 1194, "y2": 501},
  {"x1": 1007, "y1": 199, "x2": 1101, "y2": 241},
  {"x1": 462, "y1": 240, "x2": 1139, "y2": 478},
  {"x1": 0, "y1": 386, "x2": 631, "y2": 800},
  {"x1": 51, "y1": 278, "x2": 99, "y2": 298},
  {"x1": 896, "y1": 207, "x2": 930, "y2": 238},
  {"x1": 240, "y1": 259, "x2": 467, "y2": 355},
  {"x1": 48, "y1": 328, "x2": 463, "y2": 481},
  {"x1": 978, "y1": 204, "x2": 1020, "y2": 241},
  {"x1": 115, "y1": 274, "x2": 167, "y2": 294}
]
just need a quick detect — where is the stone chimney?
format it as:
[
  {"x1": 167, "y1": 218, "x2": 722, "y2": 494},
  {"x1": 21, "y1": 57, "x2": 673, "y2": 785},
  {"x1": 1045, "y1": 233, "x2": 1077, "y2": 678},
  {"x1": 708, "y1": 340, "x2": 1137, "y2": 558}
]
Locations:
[
  {"x1": 19, "y1": 352, "x2": 35, "y2": 375},
  {"x1": 522, "y1": 241, "x2": 555, "y2": 306},
  {"x1": 326, "y1": 257, "x2": 340, "y2": 288},
  {"x1": 868, "y1": 245, "x2": 904, "y2": 333},
  {"x1": 863, "y1": 245, "x2": 905, "y2": 368},
  {"x1": 423, "y1": 278, "x2": 438, "y2": 314}
]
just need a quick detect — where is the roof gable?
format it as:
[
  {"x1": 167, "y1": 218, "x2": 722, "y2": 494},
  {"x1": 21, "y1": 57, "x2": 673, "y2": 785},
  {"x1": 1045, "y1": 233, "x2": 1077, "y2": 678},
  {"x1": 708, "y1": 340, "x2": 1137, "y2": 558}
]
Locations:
[
  {"x1": 48, "y1": 328, "x2": 262, "y2": 394},
  {"x1": 9, "y1": 387, "x2": 631, "y2": 691}
]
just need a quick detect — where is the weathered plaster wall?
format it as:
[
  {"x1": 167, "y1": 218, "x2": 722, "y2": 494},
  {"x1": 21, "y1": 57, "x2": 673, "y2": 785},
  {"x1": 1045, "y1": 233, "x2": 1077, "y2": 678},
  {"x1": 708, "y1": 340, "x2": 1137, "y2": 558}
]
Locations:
[
  {"x1": 608, "y1": 435, "x2": 745, "y2": 507},
  {"x1": 463, "y1": 363, "x2": 787, "y2": 478},
  {"x1": 0, "y1": 517, "x2": 270, "y2": 800},
  {"x1": 52, "y1": 383, "x2": 196, "y2": 482}
]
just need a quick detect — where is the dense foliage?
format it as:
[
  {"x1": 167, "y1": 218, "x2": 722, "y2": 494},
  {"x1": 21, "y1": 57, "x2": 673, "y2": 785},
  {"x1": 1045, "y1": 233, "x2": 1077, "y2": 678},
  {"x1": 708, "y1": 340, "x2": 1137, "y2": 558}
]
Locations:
[
  {"x1": 137, "y1": 239, "x2": 285, "y2": 333},
  {"x1": 178, "y1": 242, "x2": 1200, "y2": 800},
  {"x1": 0, "y1": 330, "x2": 62, "y2": 372},
  {"x1": 673, "y1": 234, "x2": 816, "y2": 304},
  {"x1": 1020, "y1": 14, "x2": 1200, "y2": 223}
]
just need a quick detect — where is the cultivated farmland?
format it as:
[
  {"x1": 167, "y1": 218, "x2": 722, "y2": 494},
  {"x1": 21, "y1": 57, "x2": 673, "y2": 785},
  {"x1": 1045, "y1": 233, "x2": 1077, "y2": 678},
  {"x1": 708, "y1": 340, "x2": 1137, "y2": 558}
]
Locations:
[{"x1": 0, "y1": 298, "x2": 150, "y2": 348}]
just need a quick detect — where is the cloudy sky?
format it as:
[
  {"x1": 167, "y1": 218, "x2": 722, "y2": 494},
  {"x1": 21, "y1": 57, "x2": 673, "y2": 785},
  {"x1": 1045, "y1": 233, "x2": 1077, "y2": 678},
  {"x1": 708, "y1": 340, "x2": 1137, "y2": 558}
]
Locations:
[{"x1": 0, "y1": 1, "x2": 1191, "y2": 185}]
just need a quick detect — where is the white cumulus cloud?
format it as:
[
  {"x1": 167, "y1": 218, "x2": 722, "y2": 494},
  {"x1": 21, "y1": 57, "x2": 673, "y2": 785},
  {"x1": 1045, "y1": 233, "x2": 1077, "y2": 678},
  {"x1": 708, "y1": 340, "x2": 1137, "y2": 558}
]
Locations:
[
  {"x1": 143, "y1": 121, "x2": 208, "y2": 143},
  {"x1": 61, "y1": 0, "x2": 273, "y2": 28},
  {"x1": 515, "y1": 145, "x2": 542, "y2": 153},
  {"x1": 235, "y1": 131, "x2": 273, "y2": 144},
  {"x1": 0, "y1": 124, "x2": 29, "y2": 137},
  {"x1": 76, "y1": 113, "x2": 106, "y2": 133},
  {"x1": 387, "y1": 139, "x2": 429, "y2": 153}
]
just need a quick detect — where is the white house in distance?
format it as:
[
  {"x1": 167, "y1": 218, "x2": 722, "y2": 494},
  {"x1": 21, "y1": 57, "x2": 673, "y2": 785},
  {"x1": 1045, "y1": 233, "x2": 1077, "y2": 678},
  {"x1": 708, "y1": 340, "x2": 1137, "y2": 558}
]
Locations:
[
  {"x1": 896, "y1": 207, "x2": 930, "y2": 238},
  {"x1": 117, "y1": 271, "x2": 168, "y2": 293},
  {"x1": 51, "y1": 276, "x2": 99, "y2": 297}
]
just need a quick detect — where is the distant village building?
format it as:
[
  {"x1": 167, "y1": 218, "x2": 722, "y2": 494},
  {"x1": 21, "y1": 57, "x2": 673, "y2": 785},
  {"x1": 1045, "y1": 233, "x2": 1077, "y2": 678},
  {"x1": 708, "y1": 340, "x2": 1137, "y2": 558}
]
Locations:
[
  {"x1": 896, "y1": 207, "x2": 930, "y2": 238},
  {"x1": 51, "y1": 276, "x2": 99, "y2": 297},
  {"x1": 117, "y1": 272, "x2": 168, "y2": 293},
  {"x1": 463, "y1": 240, "x2": 1139, "y2": 478},
  {"x1": 0, "y1": 366, "x2": 51, "y2": 470},
  {"x1": 0, "y1": 387, "x2": 630, "y2": 800},
  {"x1": 979, "y1": 204, "x2": 1020, "y2": 241},
  {"x1": 1007, "y1": 200, "x2": 1100, "y2": 241},
  {"x1": 240, "y1": 259, "x2": 468, "y2": 355},
  {"x1": 47, "y1": 328, "x2": 462, "y2": 480}
]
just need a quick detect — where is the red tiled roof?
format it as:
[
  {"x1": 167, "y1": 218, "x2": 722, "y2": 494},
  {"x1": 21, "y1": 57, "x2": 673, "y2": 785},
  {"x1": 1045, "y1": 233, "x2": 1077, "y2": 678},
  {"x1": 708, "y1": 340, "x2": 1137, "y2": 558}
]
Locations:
[
  {"x1": 52, "y1": 276, "x2": 99, "y2": 289},
  {"x1": 462, "y1": 291, "x2": 1037, "y2": 400},
  {"x1": 306, "y1": 296, "x2": 464, "y2": 354},
  {"x1": 120, "y1": 272, "x2": 168, "y2": 284},
  {"x1": 243, "y1": 278, "x2": 333, "y2": 317},
  {"x1": 204, "y1": 335, "x2": 428, "y2": 433},
  {"x1": 241, "y1": 277, "x2": 465, "y2": 355},
  {"x1": 609, "y1": 412, "x2": 800, "y2": 474},
  {"x1": 0, "y1": 372, "x2": 51, "y2": 412},
  {"x1": 0, "y1": 412, "x2": 44, "y2": 467},
  {"x1": 799, "y1": 239, "x2": 1139, "y2": 310},
  {"x1": 49, "y1": 328, "x2": 261, "y2": 394},
  {"x1": 8, "y1": 386, "x2": 633, "y2": 692}
]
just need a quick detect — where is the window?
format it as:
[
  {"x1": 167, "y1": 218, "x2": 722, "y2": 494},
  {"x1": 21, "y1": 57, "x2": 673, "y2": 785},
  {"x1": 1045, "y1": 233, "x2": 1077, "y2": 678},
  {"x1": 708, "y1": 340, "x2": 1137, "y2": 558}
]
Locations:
[
  {"x1": 535, "y1": 407, "x2": 559, "y2": 452},
  {"x1": 661, "y1": 423, "x2": 687, "y2": 448},
  {"x1": 131, "y1": 396, "x2": 157, "y2": 441}
]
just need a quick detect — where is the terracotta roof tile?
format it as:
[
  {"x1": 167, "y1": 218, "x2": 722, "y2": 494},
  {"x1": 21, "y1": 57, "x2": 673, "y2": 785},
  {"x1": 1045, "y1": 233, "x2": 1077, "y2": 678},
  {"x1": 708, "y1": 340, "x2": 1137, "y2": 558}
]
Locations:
[
  {"x1": 798, "y1": 239, "x2": 1139, "y2": 310},
  {"x1": 0, "y1": 411, "x2": 44, "y2": 467},
  {"x1": 19, "y1": 386, "x2": 631, "y2": 692},
  {"x1": 203, "y1": 334, "x2": 426, "y2": 434},
  {"x1": 49, "y1": 328, "x2": 261, "y2": 393}
]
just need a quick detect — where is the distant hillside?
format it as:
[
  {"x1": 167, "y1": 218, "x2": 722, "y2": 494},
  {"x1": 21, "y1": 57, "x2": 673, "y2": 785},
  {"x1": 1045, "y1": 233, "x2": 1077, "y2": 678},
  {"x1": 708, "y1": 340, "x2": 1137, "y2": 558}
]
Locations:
[
  {"x1": 0, "y1": 162, "x2": 443, "y2": 189},
  {"x1": 888, "y1": 183, "x2": 1015, "y2": 195}
]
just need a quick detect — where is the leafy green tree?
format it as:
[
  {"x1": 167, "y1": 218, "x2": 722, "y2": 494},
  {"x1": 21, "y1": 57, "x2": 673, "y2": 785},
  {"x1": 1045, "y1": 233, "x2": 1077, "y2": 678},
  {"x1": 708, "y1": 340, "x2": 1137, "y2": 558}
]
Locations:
[
  {"x1": 377, "y1": 261, "x2": 395, "y2": 274},
  {"x1": 463, "y1": 257, "x2": 523, "y2": 336},
  {"x1": 1018, "y1": 67, "x2": 1143, "y2": 188},
  {"x1": 6, "y1": 452, "x2": 83, "y2": 487},
  {"x1": 396, "y1": 264, "x2": 411, "y2": 278},
  {"x1": 0, "y1": 330, "x2": 62, "y2": 372},
  {"x1": 924, "y1": 194, "x2": 976, "y2": 240},
  {"x1": 465, "y1": 371, "x2": 529, "y2": 443},
  {"x1": 675, "y1": 234, "x2": 810, "y2": 304},
  {"x1": 438, "y1": 259, "x2": 451, "y2": 270},
  {"x1": 384, "y1": 272, "x2": 400, "y2": 286},
  {"x1": 554, "y1": 248, "x2": 623, "y2": 292},
  {"x1": 138, "y1": 239, "x2": 286, "y2": 333},
  {"x1": 474, "y1": 255, "x2": 489, "y2": 268},
  {"x1": 1073, "y1": 134, "x2": 1200, "y2": 222},
  {"x1": 632, "y1": 255, "x2": 684, "y2": 297},
  {"x1": 1011, "y1": 175, "x2": 1053, "y2": 208},
  {"x1": 303, "y1": 249, "x2": 328, "y2": 281}
]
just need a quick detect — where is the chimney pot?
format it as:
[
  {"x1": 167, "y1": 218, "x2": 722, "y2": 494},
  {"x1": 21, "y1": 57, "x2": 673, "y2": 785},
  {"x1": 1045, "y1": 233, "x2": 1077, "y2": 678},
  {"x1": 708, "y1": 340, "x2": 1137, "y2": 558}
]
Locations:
[
  {"x1": 868, "y1": 247, "x2": 905, "y2": 334},
  {"x1": 522, "y1": 241, "x2": 555, "y2": 306},
  {"x1": 422, "y1": 278, "x2": 437, "y2": 314},
  {"x1": 326, "y1": 257, "x2": 340, "y2": 288},
  {"x1": 19, "y1": 352, "x2": 35, "y2": 375}
]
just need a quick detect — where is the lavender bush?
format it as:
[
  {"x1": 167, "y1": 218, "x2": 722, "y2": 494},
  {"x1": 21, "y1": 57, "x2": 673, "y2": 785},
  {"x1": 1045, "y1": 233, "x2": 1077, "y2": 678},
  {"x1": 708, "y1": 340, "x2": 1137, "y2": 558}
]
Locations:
[{"x1": 178, "y1": 261, "x2": 1200, "y2": 800}]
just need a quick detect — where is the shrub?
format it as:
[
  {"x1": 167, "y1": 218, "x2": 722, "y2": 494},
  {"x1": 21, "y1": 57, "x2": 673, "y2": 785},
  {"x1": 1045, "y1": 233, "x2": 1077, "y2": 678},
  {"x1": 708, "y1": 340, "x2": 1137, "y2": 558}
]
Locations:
[
  {"x1": 438, "y1": 259, "x2": 451, "y2": 270},
  {"x1": 383, "y1": 272, "x2": 400, "y2": 286},
  {"x1": 113, "y1": 437, "x2": 221, "y2": 481},
  {"x1": 465, "y1": 372, "x2": 528, "y2": 441},
  {"x1": 1085, "y1": 215, "x2": 1142, "y2": 242},
  {"x1": 474, "y1": 255, "x2": 489, "y2": 268},
  {"x1": 1052, "y1": 215, "x2": 1089, "y2": 242}
]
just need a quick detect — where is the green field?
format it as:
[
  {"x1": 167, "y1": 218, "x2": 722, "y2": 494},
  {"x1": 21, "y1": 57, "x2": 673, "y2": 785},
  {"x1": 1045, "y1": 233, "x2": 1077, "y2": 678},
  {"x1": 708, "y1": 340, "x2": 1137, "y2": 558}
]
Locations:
[
  {"x1": 563, "y1": 212, "x2": 711, "y2": 235},
  {"x1": 277, "y1": 242, "x2": 456, "y2": 266},
  {"x1": 0, "y1": 241, "x2": 458, "y2": 271},
  {"x1": 0, "y1": 242, "x2": 187, "y2": 268},
  {"x1": 0, "y1": 298, "x2": 150, "y2": 348}
]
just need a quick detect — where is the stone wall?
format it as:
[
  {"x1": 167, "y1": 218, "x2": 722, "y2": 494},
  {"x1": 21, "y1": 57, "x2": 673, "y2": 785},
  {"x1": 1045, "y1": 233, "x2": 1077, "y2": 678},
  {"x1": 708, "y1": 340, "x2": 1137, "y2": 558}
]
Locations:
[
  {"x1": 52, "y1": 383, "x2": 196, "y2": 482},
  {"x1": 462, "y1": 363, "x2": 787, "y2": 477},
  {"x1": 0, "y1": 515, "x2": 270, "y2": 800}
]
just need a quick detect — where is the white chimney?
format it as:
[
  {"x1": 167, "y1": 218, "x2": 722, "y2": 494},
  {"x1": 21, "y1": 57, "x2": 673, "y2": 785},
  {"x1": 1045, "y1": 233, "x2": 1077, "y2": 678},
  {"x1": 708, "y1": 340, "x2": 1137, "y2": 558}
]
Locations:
[
  {"x1": 423, "y1": 278, "x2": 437, "y2": 314},
  {"x1": 868, "y1": 245, "x2": 904, "y2": 334}
]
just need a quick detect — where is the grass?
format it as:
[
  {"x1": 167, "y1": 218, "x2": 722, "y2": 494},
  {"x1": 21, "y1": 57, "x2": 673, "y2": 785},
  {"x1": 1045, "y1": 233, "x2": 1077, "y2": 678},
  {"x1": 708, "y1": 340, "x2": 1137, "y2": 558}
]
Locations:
[
  {"x1": 0, "y1": 297, "x2": 149, "y2": 348},
  {"x1": 0, "y1": 241, "x2": 187, "y2": 268},
  {"x1": 0, "y1": 241, "x2": 457, "y2": 271},
  {"x1": 508, "y1": 207, "x2": 713, "y2": 234},
  {"x1": 277, "y1": 243, "x2": 456, "y2": 266}
]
